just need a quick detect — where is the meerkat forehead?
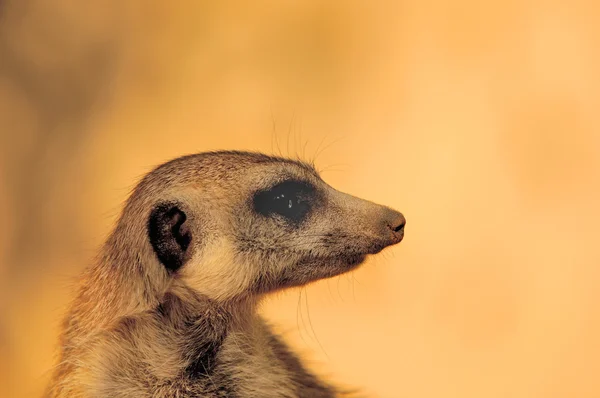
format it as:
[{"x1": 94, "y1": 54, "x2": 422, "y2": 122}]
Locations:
[{"x1": 142, "y1": 151, "x2": 320, "y2": 189}]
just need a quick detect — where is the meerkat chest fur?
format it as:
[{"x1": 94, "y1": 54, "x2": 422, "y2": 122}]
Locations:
[
  {"x1": 218, "y1": 320, "x2": 299, "y2": 397},
  {"x1": 46, "y1": 151, "x2": 405, "y2": 397},
  {"x1": 87, "y1": 292, "x2": 324, "y2": 398}
]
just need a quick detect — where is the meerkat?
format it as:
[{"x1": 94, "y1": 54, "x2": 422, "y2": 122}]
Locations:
[{"x1": 45, "y1": 150, "x2": 405, "y2": 398}]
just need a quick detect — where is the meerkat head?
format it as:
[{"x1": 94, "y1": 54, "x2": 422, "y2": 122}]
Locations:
[{"x1": 129, "y1": 151, "x2": 404, "y2": 302}]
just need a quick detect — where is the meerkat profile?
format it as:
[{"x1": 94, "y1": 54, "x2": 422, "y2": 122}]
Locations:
[{"x1": 46, "y1": 151, "x2": 405, "y2": 398}]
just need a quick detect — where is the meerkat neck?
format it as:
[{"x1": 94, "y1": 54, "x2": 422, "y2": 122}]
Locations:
[
  {"x1": 70, "y1": 248, "x2": 260, "y2": 344},
  {"x1": 68, "y1": 227, "x2": 170, "y2": 339},
  {"x1": 170, "y1": 281, "x2": 260, "y2": 315}
]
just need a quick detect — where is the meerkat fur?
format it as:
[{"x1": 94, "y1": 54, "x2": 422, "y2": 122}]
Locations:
[{"x1": 46, "y1": 151, "x2": 406, "y2": 398}]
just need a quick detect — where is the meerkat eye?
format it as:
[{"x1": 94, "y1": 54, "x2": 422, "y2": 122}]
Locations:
[{"x1": 253, "y1": 180, "x2": 315, "y2": 224}]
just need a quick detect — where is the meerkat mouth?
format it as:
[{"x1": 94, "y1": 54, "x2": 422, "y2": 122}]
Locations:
[
  {"x1": 303, "y1": 238, "x2": 400, "y2": 269},
  {"x1": 314, "y1": 252, "x2": 369, "y2": 270},
  {"x1": 344, "y1": 253, "x2": 367, "y2": 267},
  {"x1": 337, "y1": 236, "x2": 402, "y2": 267},
  {"x1": 295, "y1": 251, "x2": 367, "y2": 269}
]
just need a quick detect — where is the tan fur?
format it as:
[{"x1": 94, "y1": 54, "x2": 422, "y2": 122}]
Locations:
[{"x1": 45, "y1": 151, "x2": 405, "y2": 397}]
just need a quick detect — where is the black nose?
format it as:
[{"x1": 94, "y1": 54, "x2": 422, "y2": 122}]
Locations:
[{"x1": 386, "y1": 211, "x2": 406, "y2": 235}]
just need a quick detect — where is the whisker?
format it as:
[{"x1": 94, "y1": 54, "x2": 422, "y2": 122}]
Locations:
[
  {"x1": 326, "y1": 279, "x2": 337, "y2": 304},
  {"x1": 350, "y1": 274, "x2": 357, "y2": 304},
  {"x1": 352, "y1": 273, "x2": 363, "y2": 286},
  {"x1": 304, "y1": 288, "x2": 329, "y2": 359},
  {"x1": 337, "y1": 275, "x2": 344, "y2": 302},
  {"x1": 311, "y1": 134, "x2": 329, "y2": 165},
  {"x1": 317, "y1": 162, "x2": 350, "y2": 174},
  {"x1": 270, "y1": 105, "x2": 283, "y2": 157},
  {"x1": 296, "y1": 289, "x2": 309, "y2": 346},
  {"x1": 293, "y1": 115, "x2": 302, "y2": 162},
  {"x1": 286, "y1": 110, "x2": 296, "y2": 158},
  {"x1": 302, "y1": 137, "x2": 309, "y2": 164},
  {"x1": 312, "y1": 135, "x2": 346, "y2": 164}
]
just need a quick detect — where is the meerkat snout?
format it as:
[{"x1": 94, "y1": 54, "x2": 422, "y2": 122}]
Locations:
[
  {"x1": 387, "y1": 211, "x2": 406, "y2": 234},
  {"x1": 378, "y1": 208, "x2": 406, "y2": 248}
]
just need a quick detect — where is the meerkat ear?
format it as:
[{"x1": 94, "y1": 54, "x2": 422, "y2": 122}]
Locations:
[{"x1": 148, "y1": 203, "x2": 192, "y2": 272}]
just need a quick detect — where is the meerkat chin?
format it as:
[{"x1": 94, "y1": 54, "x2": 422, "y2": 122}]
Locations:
[{"x1": 46, "y1": 151, "x2": 405, "y2": 398}]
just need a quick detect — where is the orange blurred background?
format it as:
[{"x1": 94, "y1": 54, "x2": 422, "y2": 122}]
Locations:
[{"x1": 1, "y1": 1, "x2": 600, "y2": 397}]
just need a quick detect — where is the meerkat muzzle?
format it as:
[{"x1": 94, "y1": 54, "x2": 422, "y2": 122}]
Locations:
[
  {"x1": 355, "y1": 208, "x2": 406, "y2": 257},
  {"x1": 384, "y1": 209, "x2": 406, "y2": 243}
]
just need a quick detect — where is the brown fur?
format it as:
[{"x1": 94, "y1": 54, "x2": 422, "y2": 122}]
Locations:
[{"x1": 45, "y1": 151, "x2": 405, "y2": 397}]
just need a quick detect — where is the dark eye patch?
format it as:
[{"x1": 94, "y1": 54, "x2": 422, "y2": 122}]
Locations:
[{"x1": 253, "y1": 180, "x2": 316, "y2": 224}]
